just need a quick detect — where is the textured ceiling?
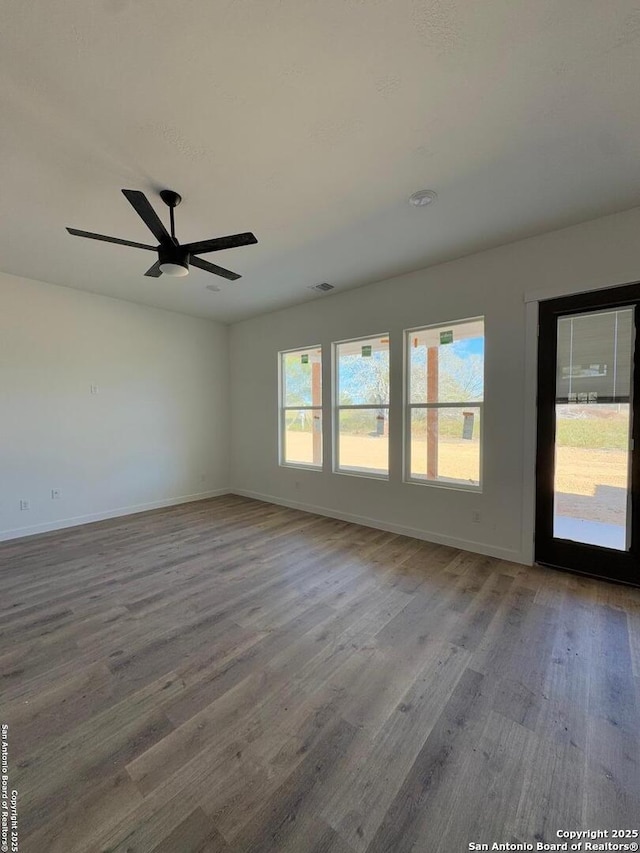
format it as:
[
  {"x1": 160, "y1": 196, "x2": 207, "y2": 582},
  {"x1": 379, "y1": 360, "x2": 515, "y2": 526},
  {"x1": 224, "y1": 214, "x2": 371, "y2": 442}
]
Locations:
[{"x1": 2, "y1": 0, "x2": 640, "y2": 323}]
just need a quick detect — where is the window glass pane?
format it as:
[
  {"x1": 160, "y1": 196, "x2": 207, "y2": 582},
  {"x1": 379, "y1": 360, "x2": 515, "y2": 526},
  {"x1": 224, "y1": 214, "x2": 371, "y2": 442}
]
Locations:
[
  {"x1": 410, "y1": 407, "x2": 481, "y2": 487},
  {"x1": 409, "y1": 319, "x2": 484, "y2": 404},
  {"x1": 337, "y1": 336, "x2": 389, "y2": 406},
  {"x1": 553, "y1": 307, "x2": 633, "y2": 550},
  {"x1": 338, "y1": 408, "x2": 388, "y2": 476},
  {"x1": 283, "y1": 409, "x2": 322, "y2": 467},
  {"x1": 282, "y1": 348, "x2": 322, "y2": 407}
]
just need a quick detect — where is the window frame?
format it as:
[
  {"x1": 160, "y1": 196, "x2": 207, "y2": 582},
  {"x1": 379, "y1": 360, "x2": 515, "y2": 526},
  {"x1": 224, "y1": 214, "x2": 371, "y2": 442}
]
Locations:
[
  {"x1": 404, "y1": 317, "x2": 485, "y2": 492},
  {"x1": 333, "y1": 332, "x2": 390, "y2": 480},
  {"x1": 278, "y1": 345, "x2": 323, "y2": 471}
]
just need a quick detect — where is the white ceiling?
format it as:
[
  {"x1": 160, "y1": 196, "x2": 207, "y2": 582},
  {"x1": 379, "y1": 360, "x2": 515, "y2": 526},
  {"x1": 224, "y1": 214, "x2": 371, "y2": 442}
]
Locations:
[{"x1": 2, "y1": 1, "x2": 640, "y2": 324}]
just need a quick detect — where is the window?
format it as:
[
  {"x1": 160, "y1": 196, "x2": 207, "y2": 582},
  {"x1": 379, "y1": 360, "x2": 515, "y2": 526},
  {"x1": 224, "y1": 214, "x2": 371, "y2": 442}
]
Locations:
[
  {"x1": 406, "y1": 318, "x2": 484, "y2": 489},
  {"x1": 279, "y1": 346, "x2": 323, "y2": 468},
  {"x1": 335, "y1": 334, "x2": 389, "y2": 477}
]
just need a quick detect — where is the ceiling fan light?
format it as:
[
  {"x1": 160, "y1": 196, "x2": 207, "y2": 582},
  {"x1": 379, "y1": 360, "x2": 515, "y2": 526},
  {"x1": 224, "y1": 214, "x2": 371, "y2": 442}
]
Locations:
[{"x1": 159, "y1": 261, "x2": 189, "y2": 277}]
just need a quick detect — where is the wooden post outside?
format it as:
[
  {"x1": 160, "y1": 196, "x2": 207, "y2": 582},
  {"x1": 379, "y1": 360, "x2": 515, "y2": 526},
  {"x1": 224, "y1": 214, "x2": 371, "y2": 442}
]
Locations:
[
  {"x1": 427, "y1": 346, "x2": 438, "y2": 479},
  {"x1": 312, "y1": 360, "x2": 322, "y2": 465}
]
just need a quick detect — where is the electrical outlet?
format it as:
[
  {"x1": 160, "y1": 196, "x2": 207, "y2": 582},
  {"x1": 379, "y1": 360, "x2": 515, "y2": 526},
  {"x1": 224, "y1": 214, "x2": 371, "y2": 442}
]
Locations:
[
  {"x1": 51, "y1": 489, "x2": 61, "y2": 500},
  {"x1": 90, "y1": 384, "x2": 99, "y2": 395},
  {"x1": 20, "y1": 499, "x2": 30, "y2": 511},
  {"x1": 472, "y1": 511, "x2": 481, "y2": 524}
]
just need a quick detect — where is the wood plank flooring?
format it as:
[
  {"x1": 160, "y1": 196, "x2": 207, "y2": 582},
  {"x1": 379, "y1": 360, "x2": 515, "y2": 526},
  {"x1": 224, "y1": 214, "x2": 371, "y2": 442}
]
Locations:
[{"x1": 1, "y1": 495, "x2": 639, "y2": 852}]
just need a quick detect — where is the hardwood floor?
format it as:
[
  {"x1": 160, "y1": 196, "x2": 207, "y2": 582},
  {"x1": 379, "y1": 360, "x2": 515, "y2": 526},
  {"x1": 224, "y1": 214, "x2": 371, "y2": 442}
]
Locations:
[{"x1": 1, "y1": 495, "x2": 639, "y2": 852}]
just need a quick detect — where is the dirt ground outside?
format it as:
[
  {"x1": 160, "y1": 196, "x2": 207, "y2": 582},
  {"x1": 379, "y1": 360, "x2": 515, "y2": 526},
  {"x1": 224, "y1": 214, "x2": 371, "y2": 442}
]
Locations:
[
  {"x1": 285, "y1": 431, "x2": 480, "y2": 483},
  {"x1": 554, "y1": 446, "x2": 627, "y2": 525},
  {"x1": 285, "y1": 430, "x2": 628, "y2": 526}
]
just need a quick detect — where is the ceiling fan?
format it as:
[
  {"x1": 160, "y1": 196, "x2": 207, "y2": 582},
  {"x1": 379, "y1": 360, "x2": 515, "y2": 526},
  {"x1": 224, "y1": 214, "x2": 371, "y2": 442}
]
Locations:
[{"x1": 66, "y1": 189, "x2": 257, "y2": 281}]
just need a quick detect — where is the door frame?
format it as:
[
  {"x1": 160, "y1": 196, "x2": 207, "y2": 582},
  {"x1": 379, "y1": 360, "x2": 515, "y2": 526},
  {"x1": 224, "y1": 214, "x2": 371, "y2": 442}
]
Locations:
[{"x1": 534, "y1": 281, "x2": 640, "y2": 586}]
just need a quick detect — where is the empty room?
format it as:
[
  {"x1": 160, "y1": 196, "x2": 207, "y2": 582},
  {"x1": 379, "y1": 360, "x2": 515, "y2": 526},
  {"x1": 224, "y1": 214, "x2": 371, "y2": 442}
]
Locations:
[{"x1": 1, "y1": 1, "x2": 640, "y2": 851}]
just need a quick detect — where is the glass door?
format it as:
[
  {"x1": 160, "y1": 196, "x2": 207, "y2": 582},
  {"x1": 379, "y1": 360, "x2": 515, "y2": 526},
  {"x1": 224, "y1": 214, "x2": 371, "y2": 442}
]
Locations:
[{"x1": 536, "y1": 284, "x2": 640, "y2": 586}]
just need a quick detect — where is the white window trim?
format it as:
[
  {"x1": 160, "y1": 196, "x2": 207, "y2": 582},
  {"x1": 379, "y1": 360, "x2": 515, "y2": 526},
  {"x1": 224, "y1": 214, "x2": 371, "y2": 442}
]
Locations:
[
  {"x1": 278, "y1": 345, "x2": 323, "y2": 471},
  {"x1": 403, "y1": 318, "x2": 484, "y2": 492},
  {"x1": 332, "y1": 332, "x2": 390, "y2": 480}
]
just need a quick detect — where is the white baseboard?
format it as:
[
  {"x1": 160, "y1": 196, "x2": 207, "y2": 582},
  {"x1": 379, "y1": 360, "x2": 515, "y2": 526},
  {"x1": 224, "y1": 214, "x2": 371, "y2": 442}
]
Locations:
[
  {"x1": 0, "y1": 488, "x2": 229, "y2": 542},
  {"x1": 231, "y1": 488, "x2": 528, "y2": 565},
  {"x1": 2, "y1": 486, "x2": 528, "y2": 565}
]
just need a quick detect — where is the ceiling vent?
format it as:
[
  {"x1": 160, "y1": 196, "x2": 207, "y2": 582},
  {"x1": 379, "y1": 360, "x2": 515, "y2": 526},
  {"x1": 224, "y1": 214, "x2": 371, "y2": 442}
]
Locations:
[{"x1": 309, "y1": 282, "x2": 334, "y2": 293}]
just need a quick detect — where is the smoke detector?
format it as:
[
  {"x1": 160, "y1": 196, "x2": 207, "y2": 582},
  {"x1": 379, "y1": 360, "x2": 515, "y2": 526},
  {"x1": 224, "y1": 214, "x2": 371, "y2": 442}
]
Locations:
[{"x1": 409, "y1": 189, "x2": 437, "y2": 207}]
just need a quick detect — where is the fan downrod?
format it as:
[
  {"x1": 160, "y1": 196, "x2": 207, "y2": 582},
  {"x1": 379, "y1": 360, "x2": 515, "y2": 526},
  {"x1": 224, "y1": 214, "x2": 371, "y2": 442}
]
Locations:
[{"x1": 159, "y1": 190, "x2": 182, "y2": 208}]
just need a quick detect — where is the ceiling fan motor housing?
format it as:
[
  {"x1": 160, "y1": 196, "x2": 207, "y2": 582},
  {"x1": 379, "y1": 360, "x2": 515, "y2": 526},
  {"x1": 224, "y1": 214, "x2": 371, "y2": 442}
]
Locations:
[{"x1": 159, "y1": 244, "x2": 189, "y2": 275}]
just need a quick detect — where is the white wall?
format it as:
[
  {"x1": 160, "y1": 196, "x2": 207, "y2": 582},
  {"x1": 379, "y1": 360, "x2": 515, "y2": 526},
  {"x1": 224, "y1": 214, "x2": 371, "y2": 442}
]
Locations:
[
  {"x1": 229, "y1": 207, "x2": 640, "y2": 565},
  {"x1": 0, "y1": 272, "x2": 229, "y2": 540},
  {"x1": 4, "y1": 207, "x2": 640, "y2": 555}
]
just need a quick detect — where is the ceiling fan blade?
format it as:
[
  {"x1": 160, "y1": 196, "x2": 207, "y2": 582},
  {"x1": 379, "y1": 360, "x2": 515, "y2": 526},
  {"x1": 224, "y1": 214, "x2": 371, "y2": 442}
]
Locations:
[
  {"x1": 121, "y1": 189, "x2": 172, "y2": 245},
  {"x1": 182, "y1": 232, "x2": 258, "y2": 256},
  {"x1": 144, "y1": 260, "x2": 162, "y2": 277},
  {"x1": 190, "y1": 256, "x2": 241, "y2": 281},
  {"x1": 66, "y1": 228, "x2": 156, "y2": 251}
]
